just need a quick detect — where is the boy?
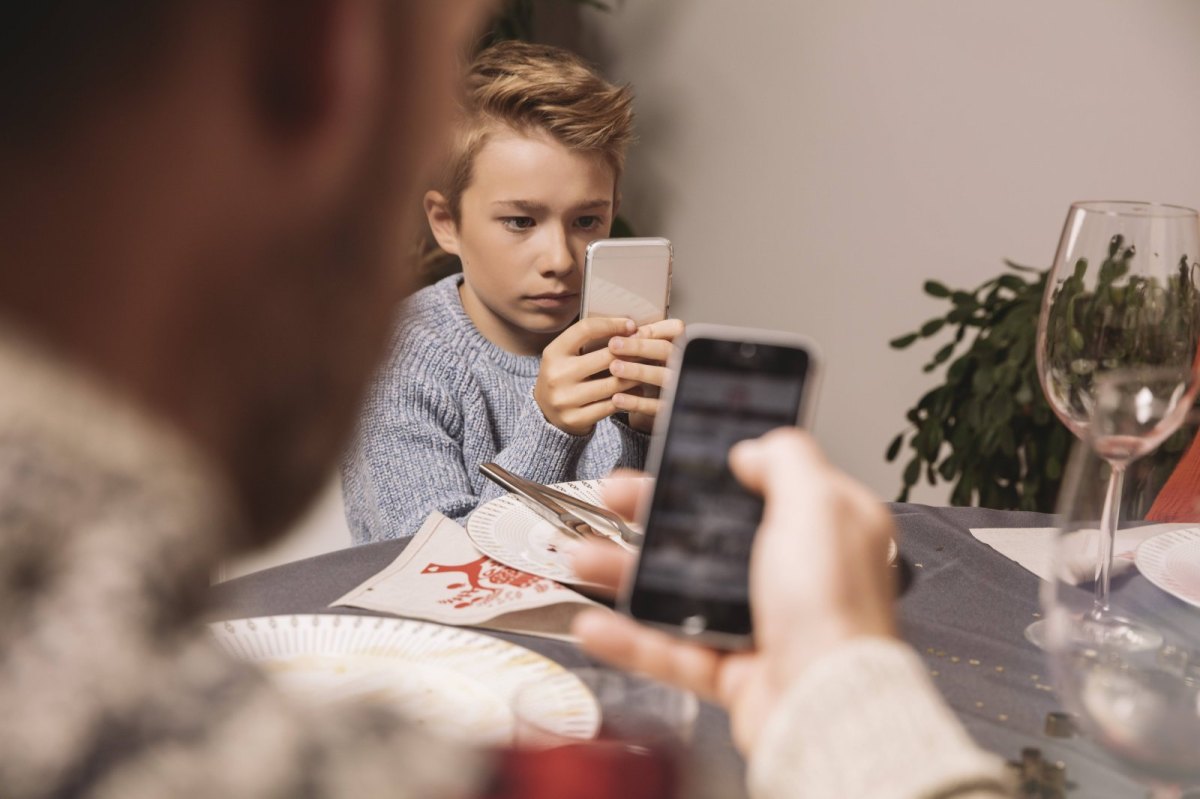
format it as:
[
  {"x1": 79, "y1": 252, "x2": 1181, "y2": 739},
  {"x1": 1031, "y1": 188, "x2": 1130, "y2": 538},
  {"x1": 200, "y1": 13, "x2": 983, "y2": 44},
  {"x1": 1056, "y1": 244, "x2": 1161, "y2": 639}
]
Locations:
[{"x1": 343, "y1": 41, "x2": 682, "y2": 542}]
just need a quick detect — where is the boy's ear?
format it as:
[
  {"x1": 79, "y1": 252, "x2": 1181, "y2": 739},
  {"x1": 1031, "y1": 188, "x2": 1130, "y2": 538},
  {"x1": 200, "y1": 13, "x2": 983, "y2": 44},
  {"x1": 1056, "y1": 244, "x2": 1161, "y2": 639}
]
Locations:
[{"x1": 424, "y1": 190, "x2": 461, "y2": 256}]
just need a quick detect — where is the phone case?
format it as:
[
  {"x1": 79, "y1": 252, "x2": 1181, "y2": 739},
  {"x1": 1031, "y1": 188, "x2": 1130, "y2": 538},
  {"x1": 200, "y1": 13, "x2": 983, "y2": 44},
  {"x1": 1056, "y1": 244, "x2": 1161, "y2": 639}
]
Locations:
[
  {"x1": 580, "y1": 237, "x2": 672, "y2": 327},
  {"x1": 619, "y1": 323, "x2": 822, "y2": 650}
]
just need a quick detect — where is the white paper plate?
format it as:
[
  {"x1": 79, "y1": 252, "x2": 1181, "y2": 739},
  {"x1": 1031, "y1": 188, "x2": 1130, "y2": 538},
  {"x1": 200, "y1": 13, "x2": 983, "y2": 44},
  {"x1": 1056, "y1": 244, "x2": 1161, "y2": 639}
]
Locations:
[
  {"x1": 210, "y1": 614, "x2": 600, "y2": 745},
  {"x1": 467, "y1": 478, "x2": 623, "y2": 586},
  {"x1": 1135, "y1": 526, "x2": 1200, "y2": 609}
]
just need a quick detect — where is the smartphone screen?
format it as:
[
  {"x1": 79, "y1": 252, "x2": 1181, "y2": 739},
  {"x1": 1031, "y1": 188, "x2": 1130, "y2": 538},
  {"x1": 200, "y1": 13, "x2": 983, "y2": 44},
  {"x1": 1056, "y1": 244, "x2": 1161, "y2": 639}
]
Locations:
[{"x1": 626, "y1": 335, "x2": 812, "y2": 646}]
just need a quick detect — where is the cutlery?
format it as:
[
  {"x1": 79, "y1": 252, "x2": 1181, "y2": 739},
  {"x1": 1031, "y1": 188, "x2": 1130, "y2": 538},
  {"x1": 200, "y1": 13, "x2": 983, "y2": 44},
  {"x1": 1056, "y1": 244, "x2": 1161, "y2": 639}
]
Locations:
[
  {"x1": 526, "y1": 482, "x2": 643, "y2": 547},
  {"x1": 478, "y1": 463, "x2": 638, "y2": 552}
]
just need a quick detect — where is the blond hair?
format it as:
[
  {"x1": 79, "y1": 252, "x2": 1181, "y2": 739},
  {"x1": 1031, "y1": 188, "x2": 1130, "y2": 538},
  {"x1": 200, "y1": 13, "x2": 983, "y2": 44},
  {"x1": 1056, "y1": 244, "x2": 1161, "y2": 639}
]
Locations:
[{"x1": 440, "y1": 40, "x2": 635, "y2": 219}]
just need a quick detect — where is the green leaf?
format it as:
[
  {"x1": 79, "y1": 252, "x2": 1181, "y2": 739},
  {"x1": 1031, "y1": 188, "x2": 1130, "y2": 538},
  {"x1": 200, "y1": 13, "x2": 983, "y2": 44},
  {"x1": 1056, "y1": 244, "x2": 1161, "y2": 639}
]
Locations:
[
  {"x1": 903, "y1": 458, "x2": 920, "y2": 487},
  {"x1": 924, "y1": 280, "x2": 951, "y2": 298},
  {"x1": 885, "y1": 433, "x2": 904, "y2": 462},
  {"x1": 920, "y1": 318, "x2": 946, "y2": 337},
  {"x1": 938, "y1": 456, "x2": 958, "y2": 481},
  {"x1": 889, "y1": 333, "x2": 920, "y2": 349},
  {"x1": 997, "y1": 274, "x2": 1026, "y2": 292},
  {"x1": 1044, "y1": 456, "x2": 1061, "y2": 481},
  {"x1": 1073, "y1": 257, "x2": 1088, "y2": 281},
  {"x1": 1003, "y1": 260, "x2": 1042, "y2": 274}
]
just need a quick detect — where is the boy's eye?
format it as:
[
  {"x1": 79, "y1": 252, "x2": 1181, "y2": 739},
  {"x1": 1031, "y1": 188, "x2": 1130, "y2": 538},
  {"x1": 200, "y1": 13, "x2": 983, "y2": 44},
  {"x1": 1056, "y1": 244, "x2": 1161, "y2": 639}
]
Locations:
[
  {"x1": 575, "y1": 216, "x2": 602, "y2": 230},
  {"x1": 500, "y1": 216, "x2": 535, "y2": 232}
]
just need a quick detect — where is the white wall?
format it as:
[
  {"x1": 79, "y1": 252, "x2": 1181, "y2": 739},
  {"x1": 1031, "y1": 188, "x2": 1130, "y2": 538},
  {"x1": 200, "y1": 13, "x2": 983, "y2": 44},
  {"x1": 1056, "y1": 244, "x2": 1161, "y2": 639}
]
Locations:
[{"x1": 568, "y1": 0, "x2": 1200, "y2": 504}]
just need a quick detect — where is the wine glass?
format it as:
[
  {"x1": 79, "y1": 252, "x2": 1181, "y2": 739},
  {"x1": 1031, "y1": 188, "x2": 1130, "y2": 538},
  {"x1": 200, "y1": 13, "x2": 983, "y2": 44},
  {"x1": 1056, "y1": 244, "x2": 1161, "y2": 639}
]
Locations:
[
  {"x1": 1043, "y1": 407, "x2": 1200, "y2": 797},
  {"x1": 1029, "y1": 201, "x2": 1200, "y2": 648}
]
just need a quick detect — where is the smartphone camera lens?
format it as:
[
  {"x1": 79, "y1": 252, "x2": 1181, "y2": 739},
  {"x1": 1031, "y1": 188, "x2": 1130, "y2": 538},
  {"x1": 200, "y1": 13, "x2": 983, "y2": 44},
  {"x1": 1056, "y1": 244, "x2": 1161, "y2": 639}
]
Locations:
[{"x1": 739, "y1": 343, "x2": 757, "y2": 360}]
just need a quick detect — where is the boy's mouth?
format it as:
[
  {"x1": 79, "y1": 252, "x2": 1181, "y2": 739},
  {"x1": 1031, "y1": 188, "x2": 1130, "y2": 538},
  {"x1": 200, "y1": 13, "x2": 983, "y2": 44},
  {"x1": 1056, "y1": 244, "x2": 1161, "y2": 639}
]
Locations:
[{"x1": 526, "y1": 292, "x2": 578, "y2": 309}]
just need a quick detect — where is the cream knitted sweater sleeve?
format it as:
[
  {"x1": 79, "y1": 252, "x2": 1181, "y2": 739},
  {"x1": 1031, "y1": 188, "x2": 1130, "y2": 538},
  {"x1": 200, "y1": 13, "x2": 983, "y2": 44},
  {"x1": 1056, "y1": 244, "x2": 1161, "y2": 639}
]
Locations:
[{"x1": 749, "y1": 637, "x2": 1015, "y2": 799}]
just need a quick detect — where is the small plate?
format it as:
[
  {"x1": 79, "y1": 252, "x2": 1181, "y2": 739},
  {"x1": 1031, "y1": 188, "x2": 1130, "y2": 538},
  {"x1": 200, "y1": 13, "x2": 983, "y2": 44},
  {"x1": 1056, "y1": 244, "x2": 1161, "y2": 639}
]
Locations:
[
  {"x1": 467, "y1": 479, "x2": 621, "y2": 585},
  {"x1": 1135, "y1": 526, "x2": 1200, "y2": 609},
  {"x1": 210, "y1": 614, "x2": 600, "y2": 745}
]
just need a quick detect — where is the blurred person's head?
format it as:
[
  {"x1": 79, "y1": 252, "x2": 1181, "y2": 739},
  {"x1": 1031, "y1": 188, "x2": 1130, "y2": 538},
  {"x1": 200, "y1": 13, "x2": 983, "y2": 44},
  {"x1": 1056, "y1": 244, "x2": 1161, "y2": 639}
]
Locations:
[
  {"x1": 0, "y1": 0, "x2": 486, "y2": 546},
  {"x1": 423, "y1": 41, "x2": 635, "y2": 355}
]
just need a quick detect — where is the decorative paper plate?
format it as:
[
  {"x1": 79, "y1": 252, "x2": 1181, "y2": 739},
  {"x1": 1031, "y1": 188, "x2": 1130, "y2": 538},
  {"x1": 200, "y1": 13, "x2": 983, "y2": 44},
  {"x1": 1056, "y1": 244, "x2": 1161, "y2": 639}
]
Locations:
[
  {"x1": 467, "y1": 478, "x2": 627, "y2": 586},
  {"x1": 1135, "y1": 527, "x2": 1200, "y2": 609},
  {"x1": 210, "y1": 614, "x2": 600, "y2": 745}
]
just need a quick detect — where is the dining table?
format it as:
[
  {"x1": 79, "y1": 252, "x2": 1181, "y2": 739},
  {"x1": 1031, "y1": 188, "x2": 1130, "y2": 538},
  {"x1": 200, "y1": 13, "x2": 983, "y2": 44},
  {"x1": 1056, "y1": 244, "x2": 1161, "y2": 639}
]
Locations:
[{"x1": 209, "y1": 502, "x2": 1156, "y2": 798}]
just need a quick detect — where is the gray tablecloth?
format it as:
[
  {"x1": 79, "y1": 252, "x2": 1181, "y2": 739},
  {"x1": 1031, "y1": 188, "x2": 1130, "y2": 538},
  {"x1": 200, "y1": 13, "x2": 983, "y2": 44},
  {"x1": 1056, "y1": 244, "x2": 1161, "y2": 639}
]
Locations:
[{"x1": 209, "y1": 503, "x2": 1148, "y2": 798}]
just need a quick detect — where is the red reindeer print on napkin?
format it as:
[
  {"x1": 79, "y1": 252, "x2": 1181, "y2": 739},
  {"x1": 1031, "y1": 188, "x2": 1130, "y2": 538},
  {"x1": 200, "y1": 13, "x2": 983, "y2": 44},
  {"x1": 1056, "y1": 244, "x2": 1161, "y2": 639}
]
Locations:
[{"x1": 423, "y1": 555, "x2": 554, "y2": 609}]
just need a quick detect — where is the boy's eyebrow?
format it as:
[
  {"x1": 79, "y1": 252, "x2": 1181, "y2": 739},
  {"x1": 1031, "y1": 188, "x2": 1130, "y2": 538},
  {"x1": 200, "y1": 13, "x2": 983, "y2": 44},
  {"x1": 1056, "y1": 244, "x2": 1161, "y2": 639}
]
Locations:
[{"x1": 492, "y1": 199, "x2": 613, "y2": 214}]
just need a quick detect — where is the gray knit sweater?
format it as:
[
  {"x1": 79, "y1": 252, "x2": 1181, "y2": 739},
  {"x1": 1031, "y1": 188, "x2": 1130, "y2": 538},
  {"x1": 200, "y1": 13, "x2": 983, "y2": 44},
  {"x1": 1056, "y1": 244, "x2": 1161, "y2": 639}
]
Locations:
[{"x1": 342, "y1": 274, "x2": 650, "y2": 543}]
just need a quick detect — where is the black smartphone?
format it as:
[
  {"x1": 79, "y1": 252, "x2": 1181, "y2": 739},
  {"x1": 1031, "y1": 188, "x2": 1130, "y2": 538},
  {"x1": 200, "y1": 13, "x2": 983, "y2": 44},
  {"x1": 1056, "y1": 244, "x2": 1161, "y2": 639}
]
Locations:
[{"x1": 620, "y1": 324, "x2": 819, "y2": 650}]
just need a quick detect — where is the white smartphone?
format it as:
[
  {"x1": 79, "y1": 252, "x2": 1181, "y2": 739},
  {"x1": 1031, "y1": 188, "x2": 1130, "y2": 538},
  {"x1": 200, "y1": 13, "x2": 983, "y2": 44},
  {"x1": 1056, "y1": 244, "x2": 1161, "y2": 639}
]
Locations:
[
  {"x1": 580, "y1": 237, "x2": 672, "y2": 328},
  {"x1": 619, "y1": 324, "x2": 820, "y2": 650}
]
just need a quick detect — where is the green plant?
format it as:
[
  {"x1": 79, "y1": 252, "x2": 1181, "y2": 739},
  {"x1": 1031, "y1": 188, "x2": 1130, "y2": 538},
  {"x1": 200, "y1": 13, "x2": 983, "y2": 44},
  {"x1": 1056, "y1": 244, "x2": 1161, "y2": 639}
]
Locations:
[
  {"x1": 887, "y1": 248, "x2": 1200, "y2": 511},
  {"x1": 886, "y1": 262, "x2": 1067, "y2": 510}
]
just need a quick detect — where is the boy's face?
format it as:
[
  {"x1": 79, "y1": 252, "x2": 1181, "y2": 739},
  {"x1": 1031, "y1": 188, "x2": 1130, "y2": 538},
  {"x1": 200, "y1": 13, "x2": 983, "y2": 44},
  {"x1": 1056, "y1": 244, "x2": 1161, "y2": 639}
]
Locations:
[{"x1": 439, "y1": 128, "x2": 616, "y2": 355}]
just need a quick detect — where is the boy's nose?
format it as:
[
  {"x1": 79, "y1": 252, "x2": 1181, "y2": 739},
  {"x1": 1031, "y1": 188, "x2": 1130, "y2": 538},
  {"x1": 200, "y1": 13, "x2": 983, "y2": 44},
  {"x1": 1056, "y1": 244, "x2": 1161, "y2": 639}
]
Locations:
[{"x1": 538, "y1": 227, "x2": 576, "y2": 277}]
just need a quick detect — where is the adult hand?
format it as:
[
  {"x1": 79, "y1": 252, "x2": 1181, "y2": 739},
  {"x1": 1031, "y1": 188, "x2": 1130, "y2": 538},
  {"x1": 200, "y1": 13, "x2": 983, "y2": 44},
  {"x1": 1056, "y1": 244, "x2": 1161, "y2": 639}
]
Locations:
[
  {"x1": 571, "y1": 429, "x2": 898, "y2": 754},
  {"x1": 534, "y1": 317, "x2": 639, "y2": 436}
]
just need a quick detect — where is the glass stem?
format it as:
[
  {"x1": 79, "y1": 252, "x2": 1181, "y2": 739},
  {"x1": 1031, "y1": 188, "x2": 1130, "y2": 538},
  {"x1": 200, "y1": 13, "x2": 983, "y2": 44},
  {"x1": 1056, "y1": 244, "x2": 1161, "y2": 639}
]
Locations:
[{"x1": 1092, "y1": 463, "x2": 1125, "y2": 615}]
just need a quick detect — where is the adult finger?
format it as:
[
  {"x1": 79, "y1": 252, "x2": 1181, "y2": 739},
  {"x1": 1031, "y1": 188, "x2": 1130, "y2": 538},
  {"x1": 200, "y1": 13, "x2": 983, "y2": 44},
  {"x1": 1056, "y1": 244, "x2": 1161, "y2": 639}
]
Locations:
[
  {"x1": 572, "y1": 609, "x2": 725, "y2": 702},
  {"x1": 571, "y1": 542, "x2": 632, "y2": 592},
  {"x1": 729, "y1": 428, "x2": 826, "y2": 504},
  {"x1": 601, "y1": 471, "x2": 650, "y2": 521},
  {"x1": 546, "y1": 317, "x2": 636, "y2": 356}
]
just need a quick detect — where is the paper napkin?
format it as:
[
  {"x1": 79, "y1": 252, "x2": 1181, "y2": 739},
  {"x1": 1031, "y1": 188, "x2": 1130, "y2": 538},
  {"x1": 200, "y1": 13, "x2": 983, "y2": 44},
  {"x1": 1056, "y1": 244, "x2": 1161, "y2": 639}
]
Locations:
[{"x1": 332, "y1": 512, "x2": 601, "y2": 641}]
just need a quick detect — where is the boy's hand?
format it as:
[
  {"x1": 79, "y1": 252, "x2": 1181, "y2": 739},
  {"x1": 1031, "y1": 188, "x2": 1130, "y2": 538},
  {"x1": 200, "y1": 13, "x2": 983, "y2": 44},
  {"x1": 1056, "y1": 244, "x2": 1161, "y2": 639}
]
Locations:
[
  {"x1": 607, "y1": 318, "x2": 685, "y2": 432},
  {"x1": 535, "y1": 317, "x2": 639, "y2": 436}
]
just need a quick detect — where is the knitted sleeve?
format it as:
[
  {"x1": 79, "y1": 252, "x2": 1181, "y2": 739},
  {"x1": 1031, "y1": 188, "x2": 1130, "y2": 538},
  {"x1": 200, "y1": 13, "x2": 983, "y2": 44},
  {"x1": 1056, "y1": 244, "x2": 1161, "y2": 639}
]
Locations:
[
  {"x1": 342, "y1": 348, "x2": 594, "y2": 543},
  {"x1": 748, "y1": 637, "x2": 1015, "y2": 799}
]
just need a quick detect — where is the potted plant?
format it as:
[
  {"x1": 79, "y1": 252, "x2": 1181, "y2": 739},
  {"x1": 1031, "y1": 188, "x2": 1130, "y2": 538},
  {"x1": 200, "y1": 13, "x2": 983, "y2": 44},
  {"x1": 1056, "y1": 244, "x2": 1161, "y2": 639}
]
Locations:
[{"x1": 886, "y1": 246, "x2": 1198, "y2": 512}]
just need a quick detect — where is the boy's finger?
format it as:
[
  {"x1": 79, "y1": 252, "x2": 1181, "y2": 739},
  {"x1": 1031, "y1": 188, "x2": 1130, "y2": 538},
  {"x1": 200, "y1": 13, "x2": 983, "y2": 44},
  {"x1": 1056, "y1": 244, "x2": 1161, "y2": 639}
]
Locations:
[
  {"x1": 609, "y1": 336, "x2": 673, "y2": 364},
  {"x1": 565, "y1": 375, "x2": 638, "y2": 406},
  {"x1": 564, "y1": 398, "x2": 620, "y2": 430},
  {"x1": 549, "y1": 317, "x2": 636, "y2": 355},
  {"x1": 560, "y1": 346, "x2": 618, "y2": 380},
  {"x1": 635, "y1": 318, "x2": 685, "y2": 341},
  {"x1": 610, "y1": 359, "x2": 668, "y2": 387},
  {"x1": 613, "y1": 392, "x2": 659, "y2": 416}
]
